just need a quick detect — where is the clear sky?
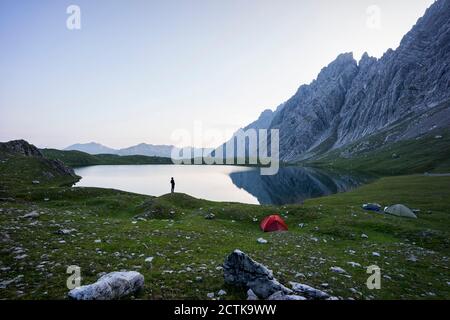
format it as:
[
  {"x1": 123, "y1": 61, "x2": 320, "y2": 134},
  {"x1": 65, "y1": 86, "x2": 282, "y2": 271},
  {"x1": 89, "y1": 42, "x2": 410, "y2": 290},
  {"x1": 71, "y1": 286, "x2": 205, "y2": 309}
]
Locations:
[{"x1": 0, "y1": 0, "x2": 435, "y2": 149}]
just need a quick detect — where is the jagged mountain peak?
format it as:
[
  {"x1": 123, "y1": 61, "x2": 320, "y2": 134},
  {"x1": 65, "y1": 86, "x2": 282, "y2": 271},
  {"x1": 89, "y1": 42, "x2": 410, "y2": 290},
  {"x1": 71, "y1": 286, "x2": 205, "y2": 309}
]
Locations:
[{"x1": 262, "y1": 0, "x2": 450, "y2": 162}]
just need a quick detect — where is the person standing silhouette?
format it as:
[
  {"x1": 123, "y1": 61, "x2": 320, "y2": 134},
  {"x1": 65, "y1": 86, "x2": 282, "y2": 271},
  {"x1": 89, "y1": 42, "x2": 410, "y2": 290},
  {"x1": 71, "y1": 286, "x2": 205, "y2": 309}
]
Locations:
[{"x1": 170, "y1": 177, "x2": 175, "y2": 193}]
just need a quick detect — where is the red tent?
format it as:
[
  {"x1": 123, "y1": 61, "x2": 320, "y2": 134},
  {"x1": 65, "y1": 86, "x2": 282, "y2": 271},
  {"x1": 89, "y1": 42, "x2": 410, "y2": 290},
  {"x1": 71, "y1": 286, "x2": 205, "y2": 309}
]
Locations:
[{"x1": 260, "y1": 215, "x2": 288, "y2": 232}]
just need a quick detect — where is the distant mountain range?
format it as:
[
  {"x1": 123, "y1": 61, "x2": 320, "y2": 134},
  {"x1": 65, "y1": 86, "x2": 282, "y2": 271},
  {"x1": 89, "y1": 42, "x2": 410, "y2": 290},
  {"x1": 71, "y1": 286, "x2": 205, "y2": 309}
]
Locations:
[{"x1": 65, "y1": 142, "x2": 203, "y2": 158}]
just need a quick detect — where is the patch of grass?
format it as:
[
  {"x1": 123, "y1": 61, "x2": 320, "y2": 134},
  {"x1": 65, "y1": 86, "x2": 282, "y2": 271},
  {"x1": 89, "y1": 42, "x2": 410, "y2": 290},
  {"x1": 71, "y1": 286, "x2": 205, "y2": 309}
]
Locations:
[{"x1": 309, "y1": 129, "x2": 450, "y2": 175}]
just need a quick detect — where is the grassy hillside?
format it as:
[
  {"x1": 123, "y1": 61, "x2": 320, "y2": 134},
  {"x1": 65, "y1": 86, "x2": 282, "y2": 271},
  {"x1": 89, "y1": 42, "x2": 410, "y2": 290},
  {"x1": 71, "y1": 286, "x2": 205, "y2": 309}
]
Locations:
[
  {"x1": 41, "y1": 149, "x2": 173, "y2": 167},
  {"x1": 0, "y1": 150, "x2": 449, "y2": 300},
  {"x1": 308, "y1": 129, "x2": 450, "y2": 175}
]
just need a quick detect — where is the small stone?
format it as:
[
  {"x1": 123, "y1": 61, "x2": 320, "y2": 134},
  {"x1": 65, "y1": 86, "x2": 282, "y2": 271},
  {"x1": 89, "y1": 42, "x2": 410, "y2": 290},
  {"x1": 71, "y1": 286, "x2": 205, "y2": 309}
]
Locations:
[
  {"x1": 257, "y1": 238, "x2": 268, "y2": 244},
  {"x1": 22, "y1": 211, "x2": 40, "y2": 219},
  {"x1": 330, "y1": 267, "x2": 347, "y2": 274},
  {"x1": 205, "y1": 213, "x2": 215, "y2": 220},
  {"x1": 207, "y1": 292, "x2": 215, "y2": 299},
  {"x1": 347, "y1": 262, "x2": 361, "y2": 268},
  {"x1": 217, "y1": 289, "x2": 227, "y2": 296},
  {"x1": 145, "y1": 257, "x2": 154, "y2": 263}
]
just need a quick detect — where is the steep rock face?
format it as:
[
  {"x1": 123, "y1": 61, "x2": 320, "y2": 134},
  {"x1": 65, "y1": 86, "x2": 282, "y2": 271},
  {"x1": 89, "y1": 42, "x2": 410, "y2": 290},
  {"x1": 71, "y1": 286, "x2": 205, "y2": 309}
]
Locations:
[
  {"x1": 336, "y1": 0, "x2": 450, "y2": 147},
  {"x1": 264, "y1": 0, "x2": 450, "y2": 162},
  {"x1": 270, "y1": 53, "x2": 359, "y2": 161}
]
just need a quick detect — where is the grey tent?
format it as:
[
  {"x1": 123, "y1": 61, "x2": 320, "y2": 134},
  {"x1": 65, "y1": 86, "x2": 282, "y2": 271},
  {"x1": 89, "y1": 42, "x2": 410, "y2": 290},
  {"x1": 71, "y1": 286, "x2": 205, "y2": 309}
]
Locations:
[{"x1": 384, "y1": 204, "x2": 417, "y2": 219}]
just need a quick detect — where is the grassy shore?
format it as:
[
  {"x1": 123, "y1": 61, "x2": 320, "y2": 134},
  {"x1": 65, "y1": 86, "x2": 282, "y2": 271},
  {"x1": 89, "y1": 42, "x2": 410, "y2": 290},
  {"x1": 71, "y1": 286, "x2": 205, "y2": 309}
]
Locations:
[
  {"x1": 1, "y1": 149, "x2": 449, "y2": 300},
  {"x1": 41, "y1": 149, "x2": 173, "y2": 167}
]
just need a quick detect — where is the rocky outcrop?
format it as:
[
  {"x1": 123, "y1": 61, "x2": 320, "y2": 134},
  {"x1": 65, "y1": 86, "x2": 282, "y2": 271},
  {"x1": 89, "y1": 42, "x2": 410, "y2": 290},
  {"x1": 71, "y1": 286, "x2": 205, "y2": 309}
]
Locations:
[
  {"x1": 68, "y1": 271, "x2": 144, "y2": 300},
  {"x1": 270, "y1": 53, "x2": 359, "y2": 162},
  {"x1": 0, "y1": 140, "x2": 43, "y2": 157},
  {"x1": 224, "y1": 250, "x2": 335, "y2": 300},
  {"x1": 223, "y1": 250, "x2": 293, "y2": 299},
  {"x1": 0, "y1": 139, "x2": 78, "y2": 179},
  {"x1": 289, "y1": 282, "x2": 330, "y2": 300}
]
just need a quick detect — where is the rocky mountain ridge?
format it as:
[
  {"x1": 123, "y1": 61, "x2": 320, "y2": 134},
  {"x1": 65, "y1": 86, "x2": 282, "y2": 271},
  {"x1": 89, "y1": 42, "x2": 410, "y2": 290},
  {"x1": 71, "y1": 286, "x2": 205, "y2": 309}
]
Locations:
[{"x1": 233, "y1": 0, "x2": 450, "y2": 163}]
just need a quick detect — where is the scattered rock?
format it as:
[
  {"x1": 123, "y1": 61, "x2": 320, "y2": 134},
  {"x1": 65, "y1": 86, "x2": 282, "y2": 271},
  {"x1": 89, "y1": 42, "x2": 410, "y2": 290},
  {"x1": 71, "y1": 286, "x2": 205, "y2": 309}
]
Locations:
[
  {"x1": 289, "y1": 282, "x2": 330, "y2": 299},
  {"x1": 145, "y1": 257, "x2": 154, "y2": 264},
  {"x1": 204, "y1": 213, "x2": 215, "y2": 220},
  {"x1": 347, "y1": 262, "x2": 361, "y2": 268},
  {"x1": 257, "y1": 238, "x2": 268, "y2": 244},
  {"x1": 22, "y1": 211, "x2": 40, "y2": 219},
  {"x1": 217, "y1": 289, "x2": 227, "y2": 296},
  {"x1": 207, "y1": 292, "x2": 215, "y2": 299},
  {"x1": 361, "y1": 234, "x2": 369, "y2": 239},
  {"x1": 56, "y1": 229, "x2": 76, "y2": 235},
  {"x1": 223, "y1": 250, "x2": 292, "y2": 299},
  {"x1": 330, "y1": 266, "x2": 347, "y2": 274},
  {"x1": 32, "y1": 180, "x2": 40, "y2": 185},
  {"x1": 68, "y1": 271, "x2": 144, "y2": 300},
  {"x1": 267, "y1": 291, "x2": 306, "y2": 300},
  {"x1": 0, "y1": 197, "x2": 15, "y2": 202}
]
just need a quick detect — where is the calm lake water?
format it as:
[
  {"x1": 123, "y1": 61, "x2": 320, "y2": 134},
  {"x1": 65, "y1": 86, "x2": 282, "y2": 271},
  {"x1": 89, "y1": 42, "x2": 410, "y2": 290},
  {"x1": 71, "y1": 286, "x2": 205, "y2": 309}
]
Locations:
[{"x1": 74, "y1": 165, "x2": 373, "y2": 205}]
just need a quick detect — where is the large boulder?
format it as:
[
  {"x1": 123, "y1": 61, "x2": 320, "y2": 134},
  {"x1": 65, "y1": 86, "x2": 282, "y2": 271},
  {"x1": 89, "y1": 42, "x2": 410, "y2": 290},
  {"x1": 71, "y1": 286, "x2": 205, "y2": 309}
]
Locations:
[
  {"x1": 68, "y1": 271, "x2": 144, "y2": 300},
  {"x1": 223, "y1": 250, "x2": 292, "y2": 299}
]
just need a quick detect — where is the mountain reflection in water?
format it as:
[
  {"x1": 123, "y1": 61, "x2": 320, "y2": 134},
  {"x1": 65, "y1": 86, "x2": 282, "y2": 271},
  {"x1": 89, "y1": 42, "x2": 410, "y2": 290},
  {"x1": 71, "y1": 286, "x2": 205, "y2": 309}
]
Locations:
[{"x1": 229, "y1": 167, "x2": 374, "y2": 205}]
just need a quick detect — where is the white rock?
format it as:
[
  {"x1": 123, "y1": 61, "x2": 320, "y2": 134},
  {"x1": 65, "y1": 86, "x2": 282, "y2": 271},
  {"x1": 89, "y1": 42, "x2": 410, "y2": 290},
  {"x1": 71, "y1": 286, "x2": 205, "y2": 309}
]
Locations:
[
  {"x1": 257, "y1": 238, "x2": 268, "y2": 244},
  {"x1": 290, "y1": 282, "x2": 330, "y2": 299},
  {"x1": 145, "y1": 257, "x2": 154, "y2": 263},
  {"x1": 372, "y1": 252, "x2": 381, "y2": 257},
  {"x1": 347, "y1": 262, "x2": 361, "y2": 268},
  {"x1": 217, "y1": 289, "x2": 227, "y2": 296},
  {"x1": 94, "y1": 239, "x2": 102, "y2": 243},
  {"x1": 361, "y1": 234, "x2": 369, "y2": 239},
  {"x1": 22, "y1": 211, "x2": 40, "y2": 219},
  {"x1": 68, "y1": 271, "x2": 144, "y2": 300},
  {"x1": 267, "y1": 291, "x2": 306, "y2": 301},
  {"x1": 330, "y1": 267, "x2": 347, "y2": 274},
  {"x1": 207, "y1": 292, "x2": 215, "y2": 299}
]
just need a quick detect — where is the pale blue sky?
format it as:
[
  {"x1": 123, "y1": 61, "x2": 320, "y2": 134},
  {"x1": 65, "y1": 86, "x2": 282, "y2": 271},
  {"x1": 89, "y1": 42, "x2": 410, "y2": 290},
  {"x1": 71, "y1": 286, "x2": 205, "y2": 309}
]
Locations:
[{"x1": 0, "y1": 0, "x2": 435, "y2": 148}]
